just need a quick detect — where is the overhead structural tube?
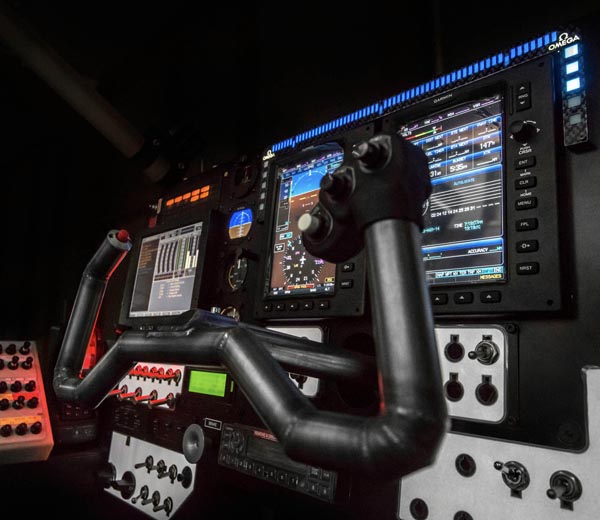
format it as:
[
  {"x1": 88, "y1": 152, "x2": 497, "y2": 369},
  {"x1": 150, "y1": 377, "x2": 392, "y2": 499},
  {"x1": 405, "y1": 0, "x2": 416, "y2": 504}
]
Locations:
[{"x1": 0, "y1": 1, "x2": 170, "y2": 183}]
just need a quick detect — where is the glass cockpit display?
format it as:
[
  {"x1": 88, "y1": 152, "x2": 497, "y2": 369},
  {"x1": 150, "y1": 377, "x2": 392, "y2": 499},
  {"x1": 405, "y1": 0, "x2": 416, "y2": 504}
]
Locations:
[
  {"x1": 129, "y1": 221, "x2": 204, "y2": 317},
  {"x1": 228, "y1": 208, "x2": 253, "y2": 239},
  {"x1": 268, "y1": 146, "x2": 343, "y2": 297},
  {"x1": 399, "y1": 93, "x2": 505, "y2": 285}
]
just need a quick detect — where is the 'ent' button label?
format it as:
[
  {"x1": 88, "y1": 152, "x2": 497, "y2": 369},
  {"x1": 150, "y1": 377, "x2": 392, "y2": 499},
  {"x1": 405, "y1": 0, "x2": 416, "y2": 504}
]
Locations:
[{"x1": 515, "y1": 156, "x2": 536, "y2": 169}]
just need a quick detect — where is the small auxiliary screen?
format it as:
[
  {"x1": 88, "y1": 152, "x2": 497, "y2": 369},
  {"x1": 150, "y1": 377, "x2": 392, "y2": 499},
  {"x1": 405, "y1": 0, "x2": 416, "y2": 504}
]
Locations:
[
  {"x1": 399, "y1": 93, "x2": 505, "y2": 285},
  {"x1": 268, "y1": 146, "x2": 343, "y2": 297},
  {"x1": 188, "y1": 370, "x2": 228, "y2": 397},
  {"x1": 129, "y1": 221, "x2": 204, "y2": 317}
]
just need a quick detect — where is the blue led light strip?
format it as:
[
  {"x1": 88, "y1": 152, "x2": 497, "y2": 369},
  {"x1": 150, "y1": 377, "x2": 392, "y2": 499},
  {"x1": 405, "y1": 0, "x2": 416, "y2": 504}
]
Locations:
[{"x1": 269, "y1": 30, "x2": 562, "y2": 154}]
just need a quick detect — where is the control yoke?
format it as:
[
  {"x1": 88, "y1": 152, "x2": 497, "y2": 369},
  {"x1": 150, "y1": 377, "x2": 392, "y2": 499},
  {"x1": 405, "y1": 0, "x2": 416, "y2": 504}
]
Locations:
[{"x1": 53, "y1": 132, "x2": 447, "y2": 480}]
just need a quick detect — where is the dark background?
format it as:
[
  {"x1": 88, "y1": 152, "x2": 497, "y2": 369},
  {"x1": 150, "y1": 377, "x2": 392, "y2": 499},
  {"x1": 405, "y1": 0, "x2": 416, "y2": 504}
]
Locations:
[{"x1": 0, "y1": 0, "x2": 598, "y2": 339}]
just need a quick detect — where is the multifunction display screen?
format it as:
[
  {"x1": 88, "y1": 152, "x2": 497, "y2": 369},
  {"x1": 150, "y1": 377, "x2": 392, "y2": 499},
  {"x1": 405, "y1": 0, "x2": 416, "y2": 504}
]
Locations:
[
  {"x1": 399, "y1": 94, "x2": 505, "y2": 285},
  {"x1": 268, "y1": 147, "x2": 343, "y2": 296},
  {"x1": 129, "y1": 221, "x2": 203, "y2": 317}
]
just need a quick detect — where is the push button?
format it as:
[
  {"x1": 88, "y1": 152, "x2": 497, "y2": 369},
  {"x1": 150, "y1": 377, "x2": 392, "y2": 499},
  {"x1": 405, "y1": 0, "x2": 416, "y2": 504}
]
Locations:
[
  {"x1": 516, "y1": 240, "x2": 539, "y2": 253},
  {"x1": 454, "y1": 292, "x2": 473, "y2": 304},
  {"x1": 516, "y1": 218, "x2": 538, "y2": 231},
  {"x1": 515, "y1": 176, "x2": 537, "y2": 189},
  {"x1": 340, "y1": 279, "x2": 354, "y2": 289},
  {"x1": 516, "y1": 197, "x2": 537, "y2": 210},
  {"x1": 480, "y1": 291, "x2": 501, "y2": 303},
  {"x1": 516, "y1": 262, "x2": 540, "y2": 275},
  {"x1": 515, "y1": 156, "x2": 536, "y2": 169},
  {"x1": 516, "y1": 82, "x2": 531, "y2": 111},
  {"x1": 431, "y1": 293, "x2": 448, "y2": 305},
  {"x1": 302, "y1": 301, "x2": 314, "y2": 310},
  {"x1": 275, "y1": 303, "x2": 286, "y2": 311},
  {"x1": 341, "y1": 262, "x2": 355, "y2": 273}
]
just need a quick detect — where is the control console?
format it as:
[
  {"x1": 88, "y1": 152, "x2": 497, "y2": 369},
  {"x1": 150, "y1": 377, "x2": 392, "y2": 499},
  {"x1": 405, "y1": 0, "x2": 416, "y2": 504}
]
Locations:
[{"x1": 0, "y1": 340, "x2": 54, "y2": 464}]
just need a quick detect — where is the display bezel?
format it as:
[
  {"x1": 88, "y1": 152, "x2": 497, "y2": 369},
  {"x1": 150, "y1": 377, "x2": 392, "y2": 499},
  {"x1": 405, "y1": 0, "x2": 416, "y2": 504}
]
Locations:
[
  {"x1": 263, "y1": 142, "x2": 344, "y2": 300},
  {"x1": 394, "y1": 82, "x2": 509, "y2": 289},
  {"x1": 119, "y1": 212, "x2": 212, "y2": 328}
]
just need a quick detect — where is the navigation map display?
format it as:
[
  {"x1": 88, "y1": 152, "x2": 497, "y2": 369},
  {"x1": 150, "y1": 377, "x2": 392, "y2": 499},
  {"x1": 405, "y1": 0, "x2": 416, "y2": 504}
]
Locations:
[{"x1": 399, "y1": 93, "x2": 505, "y2": 285}]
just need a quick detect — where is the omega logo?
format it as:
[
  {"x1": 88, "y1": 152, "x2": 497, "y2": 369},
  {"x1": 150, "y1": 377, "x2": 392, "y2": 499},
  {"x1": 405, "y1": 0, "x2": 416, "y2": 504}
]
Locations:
[
  {"x1": 262, "y1": 149, "x2": 275, "y2": 161},
  {"x1": 548, "y1": 32, "x2": 580, "y2": 51}
]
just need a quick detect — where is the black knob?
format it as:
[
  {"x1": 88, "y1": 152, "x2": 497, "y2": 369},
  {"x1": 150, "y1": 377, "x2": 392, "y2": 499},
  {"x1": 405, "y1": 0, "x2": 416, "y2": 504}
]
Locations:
[
  {"x1": 24, "y1": 380, "x2": 36, "y2": 392},
  {"x1": 96, "y1": 463, "x2": 116, "y2": 488},
  {"x1": 10, "y1": 381, "x2": 22, "y2": 393},
  {"x1": 142, "y1": 490, "x2": 161, "y2": 507},
  {"x1": 21, "y1": 357, "x2": 33, "y2": 370},
  {"x1": 494, "y1": 461, "x2": 530, "y2": 492},
  {"x1": 111, "y1": 471, "x2": 136, "y2": 500},
  {"x1": 15, "y1": 423, "x2": 28, "y2": 436},
  {"x1": 12, "y1": 396, "x2": 25, "y2": 410},
  {"x1": 0, "y1": 398, "x2": 9, "y2": 410},
  {"x1": 156, "y1": 459, "x2": 167, "y2": 476},
  {"x1": 30, "y1": 421, "x2": 42, "y2": 434},
  {"x1": 5, "y1": 344, "x2": 16, "y2": 355},
  {"x1": 320, "y1": 172, "x2": 349, "y2": 198},
  {"x1": 547, "y1": 470, "x2": 582, "y2": 503},
  {"x1": 19, "y1": 343, "x2": 31, "y2": 355},
  {"x1": 131, "y1": 485, "x2": 149, "y2": 504},
  {"x1": 233, "y1": 247, "x2": 258, "y2": 262},
  {"x1": 509, "y1": 120, "x2": 537, "y2": 143},
  {"x1": 352, "y1": 141, "x2": 386, "y2": 167},
  {"x1": 0, "y1": 382, "x2": 7, "y2": 393},
  {"x1": 27, "y1": 397, "x2": 39, "y2": 409},
  {"x1": 177, "y1": 466, "x2": 193, "y2": 488},
  {"x1": 0, "y1": 424, "x2": 12, "y2": 437},
  {"x1": 8, "y1": 356, "x2": 19, "y2": 370},
  {"x1": 134, "y1": 455, "x2": 154, "y2": 472},
  {"x1": 0, "y1": 359, "x2": 4, "y2": 370}
]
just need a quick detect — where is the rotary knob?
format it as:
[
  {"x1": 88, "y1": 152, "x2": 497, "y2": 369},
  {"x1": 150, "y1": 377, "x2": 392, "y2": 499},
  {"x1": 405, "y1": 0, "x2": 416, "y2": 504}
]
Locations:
[{"x1": 509, "y1": 120, "x2": 537, "y2": 144}]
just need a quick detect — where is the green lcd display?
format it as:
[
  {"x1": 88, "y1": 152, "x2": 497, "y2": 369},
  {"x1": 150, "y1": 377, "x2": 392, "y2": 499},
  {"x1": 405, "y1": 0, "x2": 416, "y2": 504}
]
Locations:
[{"x1": 188, "y1": 370, "x2": 228, "y2": 397}]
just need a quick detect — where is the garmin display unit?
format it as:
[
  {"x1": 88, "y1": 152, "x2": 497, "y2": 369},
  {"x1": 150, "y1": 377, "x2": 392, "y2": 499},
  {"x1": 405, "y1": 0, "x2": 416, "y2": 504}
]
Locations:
[
  {"x1": 392, "y1": 56, "x2": 563, "y2": 314},
  {"x1": 255, "y1": 142, "x2": 367, "y2": 320}
]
